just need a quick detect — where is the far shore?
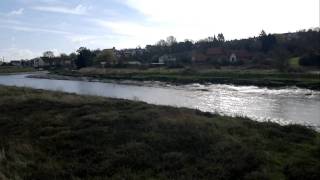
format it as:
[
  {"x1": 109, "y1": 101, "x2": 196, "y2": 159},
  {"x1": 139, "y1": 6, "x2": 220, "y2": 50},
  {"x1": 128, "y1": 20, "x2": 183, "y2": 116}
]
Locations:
[
  {"x1": 50, "y1": 67, "x2": 320, "y2": 90},
  {"x1": 1, "y1": 66, "x2": 319, "y2": 90}
]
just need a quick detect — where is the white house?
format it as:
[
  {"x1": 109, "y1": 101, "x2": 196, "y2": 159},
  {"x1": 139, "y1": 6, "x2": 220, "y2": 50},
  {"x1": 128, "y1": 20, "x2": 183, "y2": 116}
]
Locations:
[
  {"x1": 158, "y1": 55, "x2": 177, "y2": 64},
  {"x1": 33, "y1": 58, "x2": 46, "y2": 68},
  {"x1": 229, "y1": 53, "x2": 237, "y2": 63},
  {"x1": 127, "y1": 61, "x2": 142, "y2": 66},
  {"x1": 10, "y1": 60, "x2": 22, "y2": 66}
]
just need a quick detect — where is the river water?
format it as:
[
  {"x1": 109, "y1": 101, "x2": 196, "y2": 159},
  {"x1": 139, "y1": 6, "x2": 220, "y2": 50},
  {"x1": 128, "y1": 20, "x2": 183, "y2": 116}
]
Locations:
[{"x1": 0, "y1": 73, "x2": 319, "y2": 129}]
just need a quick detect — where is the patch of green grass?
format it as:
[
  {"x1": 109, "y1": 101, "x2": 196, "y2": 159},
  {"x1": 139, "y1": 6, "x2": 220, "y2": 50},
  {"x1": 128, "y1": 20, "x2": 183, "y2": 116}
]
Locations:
[
  {"x1": 289, "y1": 57, "x2": 301, "y2": 68},
  {"x1": 0, "y1": 85, "x2": 319, "y2": 180},
  {"x1": 0, "y1": 66, "x2": 35, "y2": 74}
]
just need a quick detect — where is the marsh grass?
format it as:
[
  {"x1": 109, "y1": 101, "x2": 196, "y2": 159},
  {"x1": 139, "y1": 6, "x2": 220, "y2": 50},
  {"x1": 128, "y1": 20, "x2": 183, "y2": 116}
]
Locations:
[
  {"x1": 0, "y1": 85, "x2": 319, "y2": 180},
  {"x1": 0, "y1": 66, "x2": 35, "y2": 74},
  {"x1": 53, "y1": 67, "x2": 320, "y2": 90}
]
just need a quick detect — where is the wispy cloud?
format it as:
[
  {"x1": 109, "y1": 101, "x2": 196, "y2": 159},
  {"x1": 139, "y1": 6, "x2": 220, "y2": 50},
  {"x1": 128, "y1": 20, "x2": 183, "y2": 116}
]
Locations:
[
  {"x1": 91, "y1": 19, "x2": 153, "y2": 36},
  {"x1": 0, "y1": 24, "x2": 71, "y2": 35},
  {"x1": 32, "y1": 4, "x2": 89, "y2": 15},
  {"x1": 8, "y1": 8, "x2": 24, "y2": 16}
]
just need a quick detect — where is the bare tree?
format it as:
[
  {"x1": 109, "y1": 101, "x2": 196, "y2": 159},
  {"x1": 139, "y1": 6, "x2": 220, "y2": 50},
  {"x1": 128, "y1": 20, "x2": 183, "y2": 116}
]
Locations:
[
  {"x1": 217, "y1": 33, "x2": 225, "y2": 42},
  {"x1": 166, "y1": 36, "x2": 177, "y2": 46},
  {"x1": 43, "y1": 51, "x2": 55, "y2": 58},
  {"x1": 156, "y1": 39, "x2": 167, "y2": 46}
]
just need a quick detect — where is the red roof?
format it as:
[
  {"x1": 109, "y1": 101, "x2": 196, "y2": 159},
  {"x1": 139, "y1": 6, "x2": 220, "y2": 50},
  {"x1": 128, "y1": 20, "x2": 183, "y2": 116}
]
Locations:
[
  {"x1": 207, "y1": 48, "x2": 225, "y2": 55},
  {"x1": 192, "y1": 53, "x2": 207, "y2": 62},
  {"x1": 230, "y1": 50, "x2": 252, "y2": 59}
]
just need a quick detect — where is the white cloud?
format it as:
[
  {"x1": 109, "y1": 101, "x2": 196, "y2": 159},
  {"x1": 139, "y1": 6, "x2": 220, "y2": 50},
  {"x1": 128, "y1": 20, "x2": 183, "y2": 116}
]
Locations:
[
  {"x1": 32, "y1": 4, "x2": 89, "y2": 15},
  {"x1": 8, "y1": 8, "x2": 24, "y2": 16},
  {"x1": 89, "y1": 0, "x2": 318, "y2": 48},
  {"x1": 120, "y1": 0, "x2": 319, "y2": 40},
  {"x1": 0, "y1": 48, "x2": 40, "y2": 61},
  {"x1": 90, "y1": 19, "x2": 155, "y2": 47}
]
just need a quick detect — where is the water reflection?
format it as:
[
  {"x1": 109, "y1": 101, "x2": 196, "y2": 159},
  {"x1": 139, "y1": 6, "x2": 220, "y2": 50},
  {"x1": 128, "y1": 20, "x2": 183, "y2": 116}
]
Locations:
[{"x1": 0, "y1": 73, "x2": 319, "y2": 129}]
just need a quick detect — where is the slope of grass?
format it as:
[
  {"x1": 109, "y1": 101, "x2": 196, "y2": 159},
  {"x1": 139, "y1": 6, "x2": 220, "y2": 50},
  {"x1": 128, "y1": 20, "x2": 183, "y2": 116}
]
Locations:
[{"x1": 0, "y1": 85, "x2": 319, "y2": 180}]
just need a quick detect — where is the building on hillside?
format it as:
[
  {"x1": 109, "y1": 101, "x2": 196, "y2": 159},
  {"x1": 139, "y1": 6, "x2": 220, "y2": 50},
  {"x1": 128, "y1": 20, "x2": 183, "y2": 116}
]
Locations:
[
  {"x1": 10, "y1": 60, "x2": 22, "y2": 66},
  {"x1": 229, "y1": 53, "x2": 237, "y2": 63},
  {"x1": 127, "y1": 61, "x2": 142, "y2": 66},
  {"x1": 33, "y1": 58, "x2": 45, "y2": 68},
  {"x1": 158, "y1": 55, "x2": 177, "y2": 65},
  {"x1": 100, "y1": 62, "x2": 107, "y2": 68},
  {"x1": 118, "y1": 48, "x2": 145, "y2": 58},
  {"x1": 229, "y1": 50, "x2": 252, "y2": 62},
  {"x1": 192, "y1": 48, "x2": 252, "y2": 64},
  {"x1": 206, "y1": 48, "x2": 226, "y2": 58},
  {"x1": 192, "y1": 52, "x2": 208, "y2": 63}
]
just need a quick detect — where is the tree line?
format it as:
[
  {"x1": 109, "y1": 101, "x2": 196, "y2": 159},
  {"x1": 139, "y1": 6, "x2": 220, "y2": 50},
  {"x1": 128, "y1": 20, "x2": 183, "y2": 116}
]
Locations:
[{"x1": 35, "y1": 29, "x2": 320, "y2": 70}]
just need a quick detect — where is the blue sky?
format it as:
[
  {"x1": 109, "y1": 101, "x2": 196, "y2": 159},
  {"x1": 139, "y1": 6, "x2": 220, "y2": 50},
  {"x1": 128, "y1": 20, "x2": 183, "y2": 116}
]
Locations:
[{"x1": 0, "y1": 0, "x2": 319, "y2": 60}]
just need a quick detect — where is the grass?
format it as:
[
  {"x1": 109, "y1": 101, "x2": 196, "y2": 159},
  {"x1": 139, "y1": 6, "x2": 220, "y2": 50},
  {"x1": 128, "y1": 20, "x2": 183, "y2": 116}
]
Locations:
[
  {"x1": 289, "y1": 57, "x2": 301, "y2": 69},
  {"x1": 0, "y1": 85, "x2": 319, "y2": 180},
  {"x1": 53, "y1": 67, "x2": 320, "y2": 90},
  {"x1": 0, "y1": 66, "x2": 35, "y2": 74}
]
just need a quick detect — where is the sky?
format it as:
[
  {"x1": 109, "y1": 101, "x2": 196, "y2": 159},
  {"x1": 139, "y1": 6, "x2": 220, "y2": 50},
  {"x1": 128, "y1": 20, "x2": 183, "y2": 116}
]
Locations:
[{"x1": 0, "y1": 0, "x2": 319, "y2": 61}]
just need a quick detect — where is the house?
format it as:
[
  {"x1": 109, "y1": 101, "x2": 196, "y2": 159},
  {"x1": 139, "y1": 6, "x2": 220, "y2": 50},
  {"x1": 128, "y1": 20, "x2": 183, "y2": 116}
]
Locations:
[
  {"x1": 229, "y1": 53, "x2": 237, "y2": 63},
  {"x1": 100, "y1": 62, "x2": 107, "y2": 68},
  {"x1": 192, "y1": 48, "x2": 252, "y2": 64},
  {"x1": 158, "y1": 55, "x2": 177, "y2": 64},
  {"x1": 207, "y1": 48, "x2": 225, "y2": 57},
  {"x1": 119, "y1": 48, "x2": 145, "y2": 58},
  {"x1": 192, "y1": 52, "x2": 208, "y2": 63},
  {"x1": 32, "y1": 58, "x2": 46, "y2": 68},
  {"x1": 206, "y1": 48, "x2": 228, "y2": 62},
  {"x1": 231, "y1": 50, "x2": 252, "y2": 60},
  {"x1": 121, "y1": 49, "x2": 137, "y2": 57},
  {"x1": 127, "y1": 61, "x2": 142, "y2": 66},
  {"x1": 10, "y1": 60, "x2": 22, "y2": 66}
]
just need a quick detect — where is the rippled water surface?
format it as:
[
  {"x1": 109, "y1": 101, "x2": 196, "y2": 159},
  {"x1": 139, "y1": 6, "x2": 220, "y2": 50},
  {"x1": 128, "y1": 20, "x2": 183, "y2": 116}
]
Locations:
[{"x1": 0, "y1": 73, "x2": 319, "y2": 129}]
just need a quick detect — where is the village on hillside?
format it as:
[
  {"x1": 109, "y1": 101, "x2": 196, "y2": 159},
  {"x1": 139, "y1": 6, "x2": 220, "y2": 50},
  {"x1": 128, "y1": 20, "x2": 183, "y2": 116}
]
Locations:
[{"x1": 2, "y1": 29, "x2": 320, "y2": 71}]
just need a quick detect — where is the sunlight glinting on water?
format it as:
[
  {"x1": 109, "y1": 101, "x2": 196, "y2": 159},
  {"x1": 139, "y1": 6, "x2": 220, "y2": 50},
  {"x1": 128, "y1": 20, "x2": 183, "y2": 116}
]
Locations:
[{"x1": 0, "y1": 73, "x2": 319, "y2": 130}]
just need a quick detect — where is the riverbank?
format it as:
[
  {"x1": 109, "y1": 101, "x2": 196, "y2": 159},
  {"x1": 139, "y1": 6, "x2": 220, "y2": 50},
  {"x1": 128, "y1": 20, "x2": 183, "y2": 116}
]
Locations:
[
  {"x1": 51, "y1": 67, "x2": 320, "y2": 90},
  {"x1": 28, "y1": 72, "x2": 172, "y2": 87},
  {"x1": 0, "y1": 85, "x2": 319, "y2": 179},
  {"x1": 0, "y1": 66, "x2": 35, "y2": 74}
]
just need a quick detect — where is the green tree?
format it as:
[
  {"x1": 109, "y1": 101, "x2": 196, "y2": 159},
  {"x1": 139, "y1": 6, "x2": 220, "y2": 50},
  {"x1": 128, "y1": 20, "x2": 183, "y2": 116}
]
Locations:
[
  {"x1": 95, "y1": 49, "x2": 117, "y2": 65},
  {"x1": 75, "y1": 47, "x2": 94, "y2": 68},
  {"x1": 273, "y1": 47, "x2": 289, "y2": 72},
  {"x1": 259, "y1": 30, "x2": 277, "y2": 53}
]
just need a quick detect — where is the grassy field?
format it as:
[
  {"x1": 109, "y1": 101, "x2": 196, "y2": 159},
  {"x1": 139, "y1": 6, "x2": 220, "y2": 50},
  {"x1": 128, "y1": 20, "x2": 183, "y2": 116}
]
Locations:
[
  {"x1": 0, "y1": 85, "x2": 319, "y2": 179},
  {"x1": 0, "y1": 66, "x2": 35, "y2": 74},
  {"x1": 52, "y1": 67, "x2": 320, "y2": 90}
]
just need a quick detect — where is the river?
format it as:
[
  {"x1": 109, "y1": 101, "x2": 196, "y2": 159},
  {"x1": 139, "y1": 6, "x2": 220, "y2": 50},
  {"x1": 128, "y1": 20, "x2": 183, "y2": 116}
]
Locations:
[{"x1": 0, "y1": 73, "x2": 319, "y2": 129}]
